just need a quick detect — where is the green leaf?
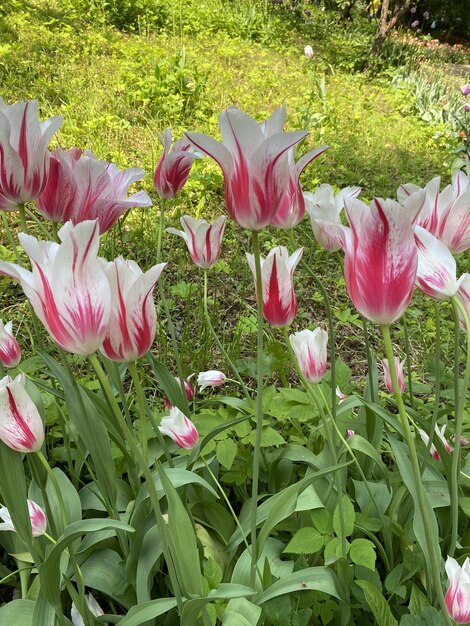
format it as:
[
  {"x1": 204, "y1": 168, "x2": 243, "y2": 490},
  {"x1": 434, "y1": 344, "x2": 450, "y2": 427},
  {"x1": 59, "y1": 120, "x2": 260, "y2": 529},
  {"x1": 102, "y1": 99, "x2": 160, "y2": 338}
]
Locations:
[
  {"x1": 350, "y1": 539, "x2": 376, "y2": 570},
  {"x1": 204, "y1": 557, "x2": 223, "y2": 589},
  {"x1": 80, "y1": 549, "x2": 135, "y2": 608},
  {"x1": 145, "y1": 353, "x2": 190, "y2": 415},
  {"x1": 118, "y1": 598, "x2": 178, "y2": 626},
  {"x1": 245, "y1": 426, "x2": 286, "y2": 447},
  {"x1": 0, "y1": 441, "x2": 31, "y2": 545},
  {"x1": 135, "y1": 525, "x2": 162, "y2": 603},
  {"x1": 283, "y1": 527, "x2": 324, "y2": 554},
  {"x1": 459, "y1": 496, "x2": 470, "y2": 516},
  {"x1": 221, "y1": 598, "x2": 262, "y2": 626},
  {"x1": 0, "y1": 600, "x2": 34, "y2": 625},
  {"x1": 356, "y1": 579, "x2": 397, "y2": 626},
  {"x1": 180, "y1": 584, "x2": 256, "y2": 626},
  {"x1": 333, "y1": 495, "x2": 355, "y2": 538},
  {"x1": 256, "y1": 567, "x2": 344, "y2": 606},
  {"x1": 409, "y1": 584, "x2": 430, "y2": 615},
  {"x1": 217, "y1": 438, "x2": 237, "y2": 470}
]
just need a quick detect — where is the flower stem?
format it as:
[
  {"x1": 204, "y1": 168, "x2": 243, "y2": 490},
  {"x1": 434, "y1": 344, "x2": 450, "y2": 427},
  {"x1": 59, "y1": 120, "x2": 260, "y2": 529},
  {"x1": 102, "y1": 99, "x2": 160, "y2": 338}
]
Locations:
[
  {"x1": 402, "y1": 315, "x2": 415, "y2": 410},
  {"x1": 381, "y1": 324, "x2": 450, "y2": 621},
  {"x1": 426, "y1": 302, "x2": 442, "y2": 460},
  {"x1": 18, "y1": 203, "x2": 28, "y2": 234},
  {"x1": 203, "y1": 270, "x2": 250, "y2": 400},
  {"x1": 249, "y1": 230, "x2": 265, "y2": 588},
  {"x1": 88, "y1": 354, "x2": 183, "y2": 612},
  {"x1": 449, "y1": 296, "x2": 470, "y2": 557}
]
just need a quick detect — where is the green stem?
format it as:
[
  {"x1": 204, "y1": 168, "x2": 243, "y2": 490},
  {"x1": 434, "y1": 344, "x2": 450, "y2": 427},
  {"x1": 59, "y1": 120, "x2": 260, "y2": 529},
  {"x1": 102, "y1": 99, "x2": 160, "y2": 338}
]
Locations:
[
  {"x1": 203, "y1": 270, "x2": 250, "y2": 400},
  {"x1": 17, "y1": 560, "x2": 30, "y2": 599},
  {"x1": 402, "y1": 315, "x2": 415, "y2": 410},
  {"x1": 127, "y1": 360, "x2": 174, "y2": 467},
  {"x1": 449, "y1": 296, "x2": 470, "y2": 557},
  {"x1": 282, "y1": 327, "x2": 347, "y2": 559},
  {"x1": 24, "y1": 207, "x2": 55, "y2": 240},
  {"x1": 88, "y1": 354, "x2": 183, "y2": 612},
  {"x1": 18, "y1": 203, "x2": 28, "y2": 234},
  {"x1": 426, "y1": 303, "x2": 442, "y2": 460},
  {"x1": 249, "y1": 230, "x2": 265, "y2": 588},
  {"x1": 381, "y1": 324, "x2": 450, "y2": 621},
  {"x1": 36, "y1": 450, "x2": 68, "y2": 530}
]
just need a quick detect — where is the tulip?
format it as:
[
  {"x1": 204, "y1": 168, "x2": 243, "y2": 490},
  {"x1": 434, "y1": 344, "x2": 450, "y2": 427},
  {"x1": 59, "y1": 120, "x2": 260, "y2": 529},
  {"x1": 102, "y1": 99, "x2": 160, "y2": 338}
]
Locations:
[
  {"x1": 411, "y1": 19, "x2": 419, "y2": 27},
  {"x1": 197, "y1": 370, "x2": 227, "y2": 390},
  {"x1": 0, "y1": 374, "x2": 44, "y2": 453},
  {"x1": 336, "y1": 387, "x2": 348, "y2": 402},
  {"x1": 246, "y1": 246, "x2": 303, "y2": 327},
  {"x1": 398, "y1": 173, "x2": 470, "y2": 254},
  {"x1": 423, "y1": 11, "x2": 429, "y2": 19},
  {"x1": 0, "y1": 320, "x2": 21, "y2": 368},
  {"x1": 415, "y1": 226, "x2": 466, "y2": 300},
  {"x1": 158, "y1": 406, "x2": 198, "y2": 449},
  {"x1": 457, "y1": 274, "x2": 470, "y2": 331},
  {"x1": 0, "y1": 499, "x2": 46, "y2": 537},
  {"x1": 410, "y1": 6, "x2": 417, "y2": 13},
  {"x1": 445, "y1": 556, "x2": 470, "y2": 624},
  {"x1": 462, "y1": 84, "x2": 470, "y2": 97},
  {"x1": 347, "y1": 429, "x2": 355, "y2": 438},
  {"x1": 99, "y1": 257, "x2": 165, "y2": 362},
  {"x1": 304, "y1": 45, "x2": 314, "y2": 59},
  {"x1": 305, "y1": 184, "x2": 361, "y2": 251},
  {"x1": 381, "y1": 356, "x2": 406, "y2": 393},
  {"x1": 37, "y1": 148, "x2": 152, "y2": 234},
  {"x1": 71, "y1": 593, "x2": 107, "y2": 626},
  {"x1": 0, "y1": 98, "x2": 62, "y2": 211},
  {"x1": 164, "y1": 374, "x2": 195, "y2": 409},
  {"x1": 465, "y1": 104, "x2": 470, "y2": 113},
  {"x1": 270, "y1": 145, "x2": 328, "y2": 229},
  {"x1": 289, "y1": 328, "x2": 328, "y2": 383},
  {"x1": 418, "y1": 424, "x2": 452, "y2": 461},
  {"x1": 186, "y1": 106, "x2": 309, "y2": 230},
  {"x1": 166, "y1": 215, "x2": 226, "y2": 269},
  {"x1": 0, "y1": 220, "x2": 111, "y2": 355},
  {"x1": 319, "y1": 194, "x2": 424, "y2": 324},
  {"x1": 154, "y1": 128, "x2": 200, "y2": 200}
]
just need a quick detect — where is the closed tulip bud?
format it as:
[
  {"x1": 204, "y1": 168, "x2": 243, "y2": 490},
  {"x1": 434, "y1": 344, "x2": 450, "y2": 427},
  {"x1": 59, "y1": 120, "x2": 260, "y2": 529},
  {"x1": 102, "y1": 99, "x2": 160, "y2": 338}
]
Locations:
[
  {"x1": 164, "y1": 374, "x2": 195, "y2": 409},
  {"x1": 0, "y1": 374, "x2": 44, "y2": 453},
  {"x1": 304, "y1": 45, "x2": 314, "y2": 59},
  {"x1": 154, "y1": 129, "x2": 200, "y2": 200},
  {"x1": 0, "y1": 499, "x2": 47, "y2": 537},
  {"x1": 0, "y1": 98, "x2": 62, "y2": 211},
  {"x1": 0, "y1": 221, "x2": 111, "y2": 356},
  {"x1": 167, "y1": 215, "x2": 226, "y2": 269},
  {"x1": 100, "y1": 257, "x2": 165, "y2": 362},
  {"x1": 71, "y1": 593, "x2": 106, "y2": 626},
  {"x1": 247, "y1": 246, "x2": 303, "y2": 327},
  {"x1": 158, "y1": 406, "x2": 198, "y2": 449},
  {"x1": 381, "y1": 356, "x2": 406, "y2": 393},
  {"x1": 187, "y1": 106, "x2": 309, "y2": 230},
  {"x1": 423, "y1": 11, "x2": 429, "y2": 19},
  {"x1": 465, "y1": 104, "x2": 470, "y2": 113},
  {"x1": 289, "y1": 328, "x2": 328, "y2": 383},
  {"x1": 197, "y1": 370, "x2": 227, "y2": 390},
  {"x1": 418, "y1": 424, "x2": 452, "y2": 461},
  {"x1": 0, "y1": 320, "x2": 21, "y2": 368},
  {"x1": 445, "y1": 556, "x2": 470, "y2": 624},
  {"x1": 461, "y1": 85, "x2": 470, "y2": 97},
  {"x1": 37, "y1": 148, "x2": 152, "y2": 234},
  {"x1": 347, "y1": 429, "x2": 355, "y2": 438}
]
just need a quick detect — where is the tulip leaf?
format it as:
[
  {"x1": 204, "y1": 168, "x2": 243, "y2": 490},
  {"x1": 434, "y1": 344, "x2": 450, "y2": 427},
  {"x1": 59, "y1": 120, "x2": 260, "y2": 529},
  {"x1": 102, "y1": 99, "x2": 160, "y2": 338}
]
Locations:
[
  {"x1": 80, "y1": 548, "x2": 135, "y2": 608},
  {"x1": 117, "y1": 598, "x2": 178, "y2": 626},
  {"x1": 0, "y1": 599, "x2": 34, "y2": 625},
  {"x1": 180, "y1": 584, "x2": 256, "y2": 626},
  {"x1": 135, "y1": 525, "x2": 162, "y2": 603},
  {"x1": 221, "y1": 598, "x2": 262, "y2": 626},
  {"x1": 145, "y1": 353, "x2": 190, "y2": 415},
  {"x1": 0, "y1": 441, "x2": 31, "y2": 545},
  {"x1": 255, "y1": 566, "x2": 344, "y2": 605}
]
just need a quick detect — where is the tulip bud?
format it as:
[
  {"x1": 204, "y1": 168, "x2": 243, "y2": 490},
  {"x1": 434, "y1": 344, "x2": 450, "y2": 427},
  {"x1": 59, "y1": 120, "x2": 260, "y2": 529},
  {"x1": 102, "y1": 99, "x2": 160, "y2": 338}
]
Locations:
[
  {"x1": 381, "y1": 356, "x2": 406, "y2": 393},
  {"x1": 304, "y1": 45, "x2": 314, "y2": 59},
  {"x1": 347, "y1": 429, "x2": 355, "y2": 438},
  {"x1": 289, "y1": 328, "x2": 328, "y2": 383},
  {"x1": 445, "y1": 556, "x2": 470, "y2": 624},
  {"x1": 0, "y1": 320, "x2": 21, "y2": 368},
  {"x1": 158, "y1": 407, "x2": 198, "y2": 449},
  {"x1": 154, "y1": 129, "x2": 200, "y2": 200},
  {"x1": 411, "y1": 19, "x2": 419, "y2": 27},
  {"x1": 418, "y1": 424, "x2": 452, "y2": 461},
  {"x1": 462, "y1": 84, "x2": 470, "y2": 97},
  {"x1": 167, "y1": 215, "x2": 226, "y2": 269},
  {"x1": 0, "y1": 374, "x2": 44, "y2": 453},
  {"x1": 0, "y1": 499, "x2": 46, "y2": 537},
  {"x1": 197, "y1": 370, "x2": 227, "y2": 391}
]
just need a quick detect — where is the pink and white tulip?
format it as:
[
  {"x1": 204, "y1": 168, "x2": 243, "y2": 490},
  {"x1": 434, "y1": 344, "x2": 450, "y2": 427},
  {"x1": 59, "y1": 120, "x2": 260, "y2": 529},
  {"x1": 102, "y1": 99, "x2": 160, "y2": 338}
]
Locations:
[
  {"x1": 186, "y1": 106, "x2": 309, "y2": 230},
  {"x1": 445, "y1": 556, "x2": 470, "y2": 624},
  {"x1": 270, "y1": 145, "x2": 328, "y2": 229},
  {"x1": 164, "y1": 374, "x2": 195, "y2": 409},
  {"x1": 418, "y1": 423, "x2": 452, "y2": 461},
  {"x1": 289, "y1": 328, "x2": 328, "y2": 383},
  {"x1": 0, "y1": 98, "x2": 62, "y2": 210},
  {"x1": 305, "y1": 184, "x2": 361, "y2": 251},
  {"x1": 457, "y1": 274, "x2": 470, "y2": 332},
  {"x1": 304, "y1": 45, "x2": 314, "y2": 59},
  {"x1": 347, "y1": 429, "x2": 355, "y2": 438},
  {"x1": 71, "y1": 593, "x2": 106, "y2": 626},
  {"x1": 37, "y1": 148, "x2": 152, "y2": 233},
  {"x1": 461, "y1": 84, "x2": 470, "y2": 97},
  {"x1": 158, "y1": 406, "x2": 198, "y2": 449},
  {"x1": 415, "y1": 226, "x2": 466, "y2": 300},
  {"x1": 320, "y1": 195, "x2": 424, "y2": 324},
  {"x1": 154, "y1": 128, "x2": 200, "y2": 200},
  {"x1": 0, "y1": 374, "x2": 44, "y2": 453},
  {"x1": 0, "y1": 220, "x2": 111, "y2": 355},
  {"x1": 246, "y1": 246, "x2": 303, "y2": 327},
  {"x1": 167, "y1": 215, "x2": 226, "y2": 269},
  {"x1": 197, "y1": 370, "x2": 227, "y2": 390},
  {"x1": 0, "y1": 320, "x2": 21, "y2": 368},
  {"x1": 336, "y1": 387, "x2": 348, "y2": 403},
  {"x1": 100, "y1": 257, "x2": 165, "y2": 362},
  {"x1": 381, "y1": 356, "x2": 406, "y2": 393},
  {"x1": 0, "y1": 499, "x2": 46, "y2": 537},
  {"x1": 398, "y1": 172, "x2": 470, "y2": 254}
]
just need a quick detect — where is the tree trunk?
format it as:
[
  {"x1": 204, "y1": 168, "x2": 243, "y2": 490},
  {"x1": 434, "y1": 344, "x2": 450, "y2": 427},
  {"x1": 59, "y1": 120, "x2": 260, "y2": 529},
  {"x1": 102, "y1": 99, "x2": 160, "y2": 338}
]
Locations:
[{"x1": 371, "y1": 0, "x2": 414, "y2": 56}]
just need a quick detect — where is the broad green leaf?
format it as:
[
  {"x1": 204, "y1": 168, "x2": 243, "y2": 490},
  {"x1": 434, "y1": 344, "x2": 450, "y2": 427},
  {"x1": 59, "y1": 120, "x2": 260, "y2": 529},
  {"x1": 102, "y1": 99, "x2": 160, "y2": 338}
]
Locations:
[
  {"x1": 180, "y1": 584, "x2": 256, "y2": 626},
  {"x1": 409, "y1": 583, "x2": 430, "y2": 615},
  {"x1": 135, "y1": 525, "x2": 162, "y2": 603},
  {"x1": 0, "y1": 441, "x2": 31, "y2": 545},
  {"x1": 221, "y1": 598, "x2": 262, "y2": 626},
  {"x1": 356, "y1": 579, "x2": 397, "y2": 626},
  {"x1": 157, "y1": 465, "x2": 203, "y2": 597},
  {"x1": 135, "y1": 468, "x2": 218, "y2": 508},
  {"x1": 0, "y1": 600, "x2": 34, "y2": 625},
  {"x1": 347, "y1": 435, "x2": 390, "y2": 484},
  {"x1": 283, "y1": 527, "x2": 324, "y2": 554},
  {"x1": 231, "y1": 538, "x2": 294, "y2": 588},
  {"x1": 80, "y1": 549, "x2": 135, "y2": 608},
  {"x1": 118, "y1": 598, "x2": 178, "y2": 625},
  {"x1": 459, "y1": 496, "x2": 470, "y2": 517},
  {"x1": 350, "y1": 539, "x2": 376, "y2": 570},
  {"x1": 31, "y1": 590, "x2": 60, "y2": 626},
  {"x1": 255, "y1": 567, "x2": 344, "y2": 606},
  {"x1": 245, "y1": 426, "x2": 286, "y2": 447},
  {"x1": 217, "y1": 438, "x2": 237, "y2": 470},
  {"x1": 333, "y1": 495, "x2": 355, "y2": 538}
]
